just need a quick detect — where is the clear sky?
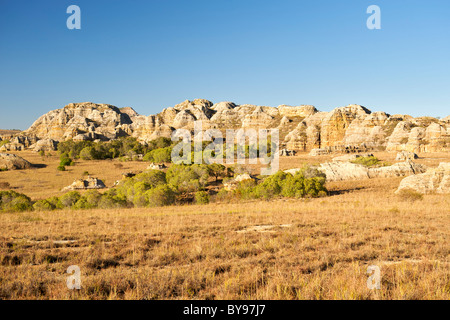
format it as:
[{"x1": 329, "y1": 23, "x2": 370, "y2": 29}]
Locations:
[{"x1": 1, "y1": 0, "x2": 449, "y2": 129}]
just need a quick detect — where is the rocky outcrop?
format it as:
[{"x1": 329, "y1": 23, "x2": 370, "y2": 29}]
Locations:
[
  {"x1": 62, "y1": 177, "x2": 106, "y2": 191},
  {"x1": 395, "y1": 151, "x2": 418, "y2": 161},
  {"x1": 279, "y1": 149, "x2": 297, "y2": 156},
  {"x1": 23, "y1": 102, "x2": 133, "y2": 142},
  {"x1": 386, "y1": 118, "x2": 450, "y2": 153},
  {"x1": 147, "y1": 163, "x2": 167, "y2": 170},
  {"x1": 223, "y1": 173, "x2": 257, "y2": 191},
  {"x1": 285, "y1": 160, "x2": 426, "y2": 182},
  {"x1": 332, "y1": 153, "x2": 374, "y2": 162},
  {"x1": 0, "y1": 153, "x2": 32, "y2": 170},
  {"x1": 31, "y1": 139, "x2": 58, "y2": 152},
  {"x1": 318, "y1": 162, "x2": 370, "y2": 181},
  {"x1": 12, "y1": 100, "x2": 449, "y2": 154},
  {"x1": 396, "y1": 162, "x2": 450, "y2": 194},
  {"x1": 368, "y1": 161, "x2": 427, "y2": 178},
  {"x1": 309, "y1": 148, "x2": 329, "y2": 156}
]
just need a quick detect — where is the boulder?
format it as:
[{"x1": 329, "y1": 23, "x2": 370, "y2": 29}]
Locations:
[
  {"x1": 332, "y1": 153, "x2": 374, "y2": 162},
  {"x1": 309, "y1": 148, "x2": 329, "y2": 156},
  {"x1": 317, "y1": 162, "x2": 370, "y2": 181},
  {"x1": 396, "y1": 162, "x2": 450, "y2": 194},
  {"x1": 395, "y1": 151, "x2": 418, "y2": 161},
  {"x1": 32, "y1": 139, "x2": 58, "y2": 152},
  {"x1": 62, "y1": 177, "x2": 106, "y2": 191},
  {"x1": 0, "y1": 142, "x2": 25, "y2": 151},
  {"x1": 0, "y1": 153, "x2": 32, "y2": 170},
  {"x1": 285, "y1": 160, "x2": 427, "y2": 182},
  {"x1": 279, "y1": 149, "x2": 297, "y2": 156},
  {"x1": 147, "y1": 163, "x2": 167, "y2": 170},
  {"x1": 368, "y1": 161, "x2": 427, "y2": 178},
  {"x1": 223, "y1": 173, "x2": 257, "y2": 191}
]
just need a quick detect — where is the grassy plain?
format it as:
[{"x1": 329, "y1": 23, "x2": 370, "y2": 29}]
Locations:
[{"x1": 0, "y1": 151, "x2": 449, "y2": 299}]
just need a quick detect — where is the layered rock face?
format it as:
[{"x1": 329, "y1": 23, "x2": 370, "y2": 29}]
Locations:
[
  {"x1": 23, "y1": 102, "x2": 133, "y2": 142},
  {"x1": 11, "y1": 100, "x2": 450, "y2": 153},
  {"x1": 285, "y1": 160, "x2": 427, "y2": 182}
]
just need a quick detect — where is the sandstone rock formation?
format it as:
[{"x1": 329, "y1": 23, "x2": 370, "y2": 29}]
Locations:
[
  {"x1": 396, "y1": 162, "x2": 450, "y2": 194},
  {"x1": 395, "y1": 151, "x2": 418, "y2": 161},
  {"x1": 62, "y1": 177, "x2": 106, "y2": 191},
  {"x1": 31, "y1": 139, "x2": 58, "y2": 152},
  {"x1": 367, "y1": 161, "x2": 427, "y2": 178},
  {"x1": 285, "y1": 160, "x2": 426, "y2": 182},
  {"x1": 7, "y1": 100, "x2": 449, "y2": 155},
  {"x1": 147, "y1": 163, "x2": 167, "y2": 170},
  {"x1": 332, "y1": 153, "x2": 374, "y2": 162},
  {"x1": 309, "y1": 148, "x2": 329, "y2": 156},
  {"x1": 223, "y1": 173, "x2": 257, "y2": 191},
  {"x1": 279, "y1": 149, "x2": 297, "y2": 156},
  {"x1": 317, "y1": 162, "x2": 370, "y2": 181},
  {"x1": 0, "y1": 153, "x2": 32, "y2": 170},
  {"x1": 23, "y1": 102, "x2": 133, "y2": 142}
]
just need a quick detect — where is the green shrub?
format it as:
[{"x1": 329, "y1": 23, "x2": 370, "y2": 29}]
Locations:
[
  {"x1": 254, "y1": 171, "x2": 288, "y2": 199},
  {"x1": 207, "y1": 163, "x2": 226, "y2": 181},
  {"x1": 166, "y1": 164, "x2": 209, "y2": 192},
  {"x1": 0, "y1": 191, "x2": 33, "y2": 212},
  {"x1": 232, "y1": 166, "x2": 327, "y2": 201},
  {"x1": 115, "y1": 170, "x2": 167, "y2": 204},
  {"x1": 97, "y1": 192, "x2": 128, "y2": 209},
  {"x1": 59, "y1": 191, "x2": 81, "y2": 208},
  {"x1": 79, "y1": 147, "x2": 95, "y2": 160},
  {"x1": 60, "y1": 157, "x2": 74, "y2": 166},
  {"x1": 235, "y1": 179, "x2": 258, "y2": 200},
  {"x1": 145, "y1": 185, "x2": 177, "y2": 207},
  {"x1": 351, "y1": 156, "x2": 381, "y2": 167},
  {"x1": 143, "y1": 147, "x2": 172, "y2": 163},
  {"x1": 58, "y1": 137, "x2": 154, "y2": 161},
  {"x1": 72, "y1": 190, "x2": 103, "y2": 210},
  {"x1": 57, "y1": 165, "x2": 66, "y2": 171},
  {"x1": 195, "y1": 191, "x2": 210, "y2": 204},
  {"x1": 0, "y1": 140, "x2": 10, "y2": 147},
  {"x1": 33, "y1": 199, "x2": 56, "y2": 211}
]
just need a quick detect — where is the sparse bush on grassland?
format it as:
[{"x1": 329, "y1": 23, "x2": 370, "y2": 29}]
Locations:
[
  {"x1": 3, "y1": 163, "x2": 329, "y2": 213},
  {"x1": 397, "y1": 189, "x2": 424, "y2": 202},
  {"x1": 195, "y1": 191, "x2": 210, "y2": 204},
  {"x1": 166, "y1": 164, "x2": 209, "y2": 192},
  {"x1": 0, "y1": 190, "x2": 33, "y2": 212},
  {"x1": 234, "y1": 166, "x2": 327, "y2": 200},
  {"x1": 0, "y1": 182, "x2": 11, "y2": 189}
]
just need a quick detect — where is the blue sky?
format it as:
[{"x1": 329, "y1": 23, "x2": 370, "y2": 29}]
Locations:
[{"x1": 0, "y1": 0, "x2": 449, "y2": 129}]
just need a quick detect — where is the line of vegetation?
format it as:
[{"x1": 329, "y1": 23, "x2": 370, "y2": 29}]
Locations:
[
  {"x1": 57, "y1": 137, "x2": 174, "y2": 161},
  {"x1": 1, "y1": 164, "x2": 328, "y2": 213},
  {"x1": 57, "y1": 137, "x2": 277, "y2": 166}
]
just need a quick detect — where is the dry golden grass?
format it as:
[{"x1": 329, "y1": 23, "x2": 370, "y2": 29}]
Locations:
[
  {"x1": 0, "y1": 150, "x2": 448, "y2": 299},
  {"x1": 0, "y1": 151, "x2": 149, "y2": 199}
]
